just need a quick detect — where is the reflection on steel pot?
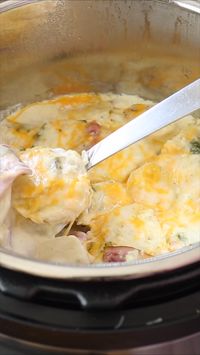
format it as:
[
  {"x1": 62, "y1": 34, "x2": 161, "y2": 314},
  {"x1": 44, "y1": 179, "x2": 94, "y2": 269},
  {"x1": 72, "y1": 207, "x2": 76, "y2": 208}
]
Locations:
[{"x1": 0, "y1": 1, "x2": 200, "y2": 354}]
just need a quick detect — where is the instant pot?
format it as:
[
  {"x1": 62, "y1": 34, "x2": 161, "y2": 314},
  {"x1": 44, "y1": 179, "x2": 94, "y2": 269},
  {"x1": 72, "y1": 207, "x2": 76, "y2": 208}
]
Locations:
[{"x1": 0, "y1": 0, "x2": 200, "y2": 354}]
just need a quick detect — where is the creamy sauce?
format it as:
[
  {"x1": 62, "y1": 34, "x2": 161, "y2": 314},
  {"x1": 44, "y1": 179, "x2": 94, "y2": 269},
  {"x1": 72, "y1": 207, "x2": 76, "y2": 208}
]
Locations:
[{"x1": 0, "y1": 93, "x2": 199, "y2": 264}]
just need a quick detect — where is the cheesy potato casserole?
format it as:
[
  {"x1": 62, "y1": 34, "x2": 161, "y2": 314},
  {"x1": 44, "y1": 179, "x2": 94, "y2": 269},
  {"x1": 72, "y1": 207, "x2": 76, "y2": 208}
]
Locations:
[{"x1": 0, "y1": 93, "x2": 199, "y2": 264}]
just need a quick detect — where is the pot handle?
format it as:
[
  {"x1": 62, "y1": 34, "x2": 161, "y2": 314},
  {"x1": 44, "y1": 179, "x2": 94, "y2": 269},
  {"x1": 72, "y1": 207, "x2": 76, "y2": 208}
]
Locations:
[
  {"x1": 1, "y1": 265, "x2": 200, "y2": 309},
  {"x1": 0, "y1": 267, "x2": 142, "y2": 309}
]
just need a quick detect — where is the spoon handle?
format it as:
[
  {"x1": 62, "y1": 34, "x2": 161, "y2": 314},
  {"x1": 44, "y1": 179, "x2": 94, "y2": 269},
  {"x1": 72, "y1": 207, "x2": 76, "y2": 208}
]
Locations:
[{"x1": 86, "y1": 78, "x2": 200, "y2": 169}]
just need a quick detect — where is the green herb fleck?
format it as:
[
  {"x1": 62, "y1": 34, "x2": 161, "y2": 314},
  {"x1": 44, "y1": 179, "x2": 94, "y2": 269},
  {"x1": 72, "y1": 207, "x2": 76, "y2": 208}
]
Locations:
[
  {"x1": 55, "y1": 157, "x2": 62, "y2": 171},
  {"x1": 177, "y1": 234, "x2": 187, "y2": 242},
  {"x1": 40, "y1": 123, "x2": 46, "y2": 130},
  {"x1": 103, "y1": 242, "x2": 113, "y2": 250},
  {"x1": 190, "y1": 138, "x2": 200, "y2": 154}
]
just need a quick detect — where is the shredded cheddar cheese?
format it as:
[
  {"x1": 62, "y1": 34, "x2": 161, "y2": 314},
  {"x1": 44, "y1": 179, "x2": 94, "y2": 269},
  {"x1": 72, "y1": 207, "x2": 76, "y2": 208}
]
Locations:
[
  {"x1": 13, "y1": 148, "x2": 92, "y2": 225},
  {"x1": 0, "y1": 92, "x2": 199, "y2": 264}
]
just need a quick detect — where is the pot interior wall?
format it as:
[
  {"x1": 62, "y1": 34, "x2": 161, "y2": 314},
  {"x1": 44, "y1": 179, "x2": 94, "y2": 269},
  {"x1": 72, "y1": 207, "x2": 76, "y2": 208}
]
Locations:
[
  {"x1": 0, "y1": 0, "x2": 200, "y2": 277},
  {"x1": 0, "y1": 0, "x2": 200, "y2": 111}
]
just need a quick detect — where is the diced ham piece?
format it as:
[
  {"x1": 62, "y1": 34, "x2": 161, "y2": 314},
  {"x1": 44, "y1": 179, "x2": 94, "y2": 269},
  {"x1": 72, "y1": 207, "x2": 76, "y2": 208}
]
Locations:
[
  {"x1": 103, "y1": 246, "x2": 137, "y2": 263},
  {"x1": 86, "y1": 121, "x2": 101, "y2": 136},
  {"x1": 72, "y1": 230, "x2": 88, "y2": 241},
  {"x1": 0, "y1": 145, "x2": 31, "y2": 197}
]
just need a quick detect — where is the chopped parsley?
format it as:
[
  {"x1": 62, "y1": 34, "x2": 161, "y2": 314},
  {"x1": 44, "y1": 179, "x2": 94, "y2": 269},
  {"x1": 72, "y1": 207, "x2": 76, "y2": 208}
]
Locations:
[
  {"x1": 103, "y1": 242, "x2": 113, "y2": 250},
  {"x1": 177, "y1": 234, "x2": 188, "y2": 242},
  {"x1": 190, "y1": 138, "x2": 200, "y2": 154},
  {"x1": 55, "y1": 157, "x2": 62, "y2": 171}
]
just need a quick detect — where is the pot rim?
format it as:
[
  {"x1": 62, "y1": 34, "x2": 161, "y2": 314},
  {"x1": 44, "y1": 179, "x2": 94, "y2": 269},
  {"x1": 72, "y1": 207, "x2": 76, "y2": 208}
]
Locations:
[
  {"x1": 1, "y1": 0, "x2": 200, "y2": 15},
  {"x1": 0, "y1": 243, "x2": 199, "y2": 280},
  {"x1": 0, "y1": 0, "x2": 44, "y2": 13}
]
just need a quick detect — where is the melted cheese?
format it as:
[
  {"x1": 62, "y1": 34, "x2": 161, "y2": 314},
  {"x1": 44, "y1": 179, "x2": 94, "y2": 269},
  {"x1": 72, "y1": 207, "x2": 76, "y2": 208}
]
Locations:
[
  {"x1": 89, "y1": 204, "x2": 168, "y2": 258},
  {"x1": 13, "y1": 148, "x2": 92, "y2": 225},
  {"x1": 0, "y1": 92, "x2": 199, "y2": 264},
  {"x1": 79, "y1": 180, "x2": 132, "y2": 225}
]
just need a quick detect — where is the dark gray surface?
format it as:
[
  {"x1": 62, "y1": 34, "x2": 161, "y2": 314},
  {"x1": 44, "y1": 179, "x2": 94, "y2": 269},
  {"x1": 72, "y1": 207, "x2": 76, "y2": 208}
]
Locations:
[{"x1": 0, "y1": 332, "x2": 200, "y2": 355}]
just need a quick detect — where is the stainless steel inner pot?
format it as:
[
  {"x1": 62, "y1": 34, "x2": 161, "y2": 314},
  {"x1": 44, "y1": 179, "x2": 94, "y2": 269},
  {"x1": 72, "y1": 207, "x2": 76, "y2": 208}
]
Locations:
[{"x1": 0, "y1": 0, "x2": 200, "y2": 280}]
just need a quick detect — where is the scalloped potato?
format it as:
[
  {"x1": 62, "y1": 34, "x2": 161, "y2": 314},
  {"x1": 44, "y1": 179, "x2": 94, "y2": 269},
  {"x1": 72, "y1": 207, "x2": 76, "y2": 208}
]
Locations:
[
  {"x1": 0, "y1": 93, "x2": 199, "y2": 264},
  {"x1": 13, "y1": 147, "x2": 92, "y2": 225}
]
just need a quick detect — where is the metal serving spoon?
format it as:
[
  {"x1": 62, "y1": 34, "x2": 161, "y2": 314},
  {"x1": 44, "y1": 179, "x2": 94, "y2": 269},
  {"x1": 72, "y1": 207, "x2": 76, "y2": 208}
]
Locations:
[{"x1": 85, "y1": 78, "x2": 200, "y2": 169}]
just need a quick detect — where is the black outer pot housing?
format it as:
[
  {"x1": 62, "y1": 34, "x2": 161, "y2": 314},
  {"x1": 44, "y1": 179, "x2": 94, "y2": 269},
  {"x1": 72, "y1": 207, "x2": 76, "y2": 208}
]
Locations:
[{"x1": 0, "y1": 261, "x2": 199, "y2": 353}]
